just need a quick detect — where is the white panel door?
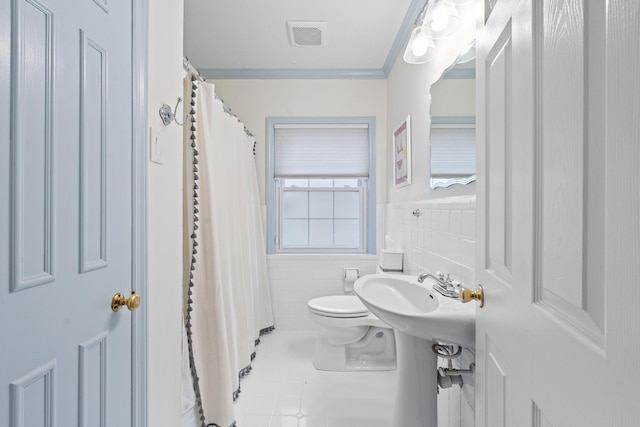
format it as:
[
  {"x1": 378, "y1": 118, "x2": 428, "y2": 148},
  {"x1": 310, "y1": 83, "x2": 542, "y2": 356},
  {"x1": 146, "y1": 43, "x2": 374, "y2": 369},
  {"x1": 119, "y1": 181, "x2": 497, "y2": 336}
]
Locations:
[
  {"x1": 476, "y1": 0, "x2": 640, "y2": 426},
  {"x1": 0, "y1": 0, "x2": 137, "y2": 425}
]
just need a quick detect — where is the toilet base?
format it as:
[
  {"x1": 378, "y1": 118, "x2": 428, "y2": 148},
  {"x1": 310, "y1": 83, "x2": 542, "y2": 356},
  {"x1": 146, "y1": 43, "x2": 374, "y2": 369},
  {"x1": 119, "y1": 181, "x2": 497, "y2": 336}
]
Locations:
[{"x1": 313, "y1": 326, "x2": 396, "y2": 372}]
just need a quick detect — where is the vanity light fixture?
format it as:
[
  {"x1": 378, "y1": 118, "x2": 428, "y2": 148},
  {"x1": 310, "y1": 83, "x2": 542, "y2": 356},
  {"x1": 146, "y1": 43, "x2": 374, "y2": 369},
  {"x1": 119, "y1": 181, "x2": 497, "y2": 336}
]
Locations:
[
  {"x1": 403, "y1": 26, "x2": 437, "y2": 64},
  {"x1": 403, "y1": 2, "x2": 435, "y2": 64},
  {"x1": 424, "y1": 0, "x2": 461, "y2": 39},
  {"x1": 403, "y1": 0, "x2": 464, "y2": 65}
]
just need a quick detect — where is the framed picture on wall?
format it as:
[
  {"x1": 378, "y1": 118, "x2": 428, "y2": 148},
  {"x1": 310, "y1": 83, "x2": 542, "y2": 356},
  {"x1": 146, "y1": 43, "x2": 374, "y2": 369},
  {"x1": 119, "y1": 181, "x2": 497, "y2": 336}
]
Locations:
[{"x1": 393, "y1": 115, "x2": 411, "y2": 187}]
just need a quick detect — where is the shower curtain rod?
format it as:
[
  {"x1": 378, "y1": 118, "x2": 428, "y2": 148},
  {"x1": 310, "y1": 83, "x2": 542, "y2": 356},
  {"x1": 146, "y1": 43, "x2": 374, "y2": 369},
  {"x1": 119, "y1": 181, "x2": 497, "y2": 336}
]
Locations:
[{"x1": 183, "y1": 56, "x2": 255, "y2": 139}]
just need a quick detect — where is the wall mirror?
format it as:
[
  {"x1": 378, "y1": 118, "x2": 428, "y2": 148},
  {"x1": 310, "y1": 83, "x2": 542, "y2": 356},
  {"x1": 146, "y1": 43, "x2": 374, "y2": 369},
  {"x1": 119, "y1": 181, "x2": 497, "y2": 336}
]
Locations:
[{"x1": 429, "y1": 51, "x2": 476, "y2": 189}]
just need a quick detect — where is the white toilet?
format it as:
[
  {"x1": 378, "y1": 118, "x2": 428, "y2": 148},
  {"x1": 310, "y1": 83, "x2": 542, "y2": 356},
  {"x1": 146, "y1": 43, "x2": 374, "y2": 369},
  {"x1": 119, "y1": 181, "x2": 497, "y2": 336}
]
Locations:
[{"x1": 307, "y1": 267, "x2": 397, "y2": 371}]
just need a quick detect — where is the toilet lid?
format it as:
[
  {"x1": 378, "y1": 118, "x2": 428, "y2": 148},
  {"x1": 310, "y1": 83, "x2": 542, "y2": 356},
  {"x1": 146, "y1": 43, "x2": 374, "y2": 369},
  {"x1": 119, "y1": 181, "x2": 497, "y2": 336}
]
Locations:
[{"x1": 307, "y1": 295, "x2": 369, "y2": 318}]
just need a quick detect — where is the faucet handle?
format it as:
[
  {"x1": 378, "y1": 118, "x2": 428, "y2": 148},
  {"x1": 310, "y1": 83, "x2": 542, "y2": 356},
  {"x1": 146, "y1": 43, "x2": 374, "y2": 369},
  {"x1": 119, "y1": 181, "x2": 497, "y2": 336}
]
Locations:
[{"x1": 444, "y1": 278, "x2": 458, "y2": 292}]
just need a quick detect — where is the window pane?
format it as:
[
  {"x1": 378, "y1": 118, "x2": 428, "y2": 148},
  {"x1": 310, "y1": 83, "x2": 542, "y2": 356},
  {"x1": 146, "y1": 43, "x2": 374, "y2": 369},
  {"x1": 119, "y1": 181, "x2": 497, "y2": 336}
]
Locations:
[
  {"x1": 309, "y1": 192, "x2": 333, "y2": 218},
  {"x1": 309, "y1": 219, "x2": 333, "y2": 246},
  {"x1": 309, "y1": 179, "x2": 334, "y2": 188},
  {"x1": 335, "y1": 220, "x2": 360, "y2": 248},
  {"x1": 334, "y1": 191, "x2": 360, "y2": 219},
  {"x1": 283, "y1": 191, "x2": 308, "y2": 218},
  {"x1": 282, "y1": 219, "x2": 308, "y2": 246},
  {"x1": 283, "y1": 179, "x2": 309, "y2": 187}
]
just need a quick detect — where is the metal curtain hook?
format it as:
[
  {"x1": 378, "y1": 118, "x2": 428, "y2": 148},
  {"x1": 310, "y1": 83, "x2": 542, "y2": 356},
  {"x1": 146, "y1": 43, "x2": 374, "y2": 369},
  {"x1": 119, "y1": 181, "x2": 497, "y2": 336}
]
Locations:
[{"x1": 159, "y1": 97, "x2": 190, "y2": 126}]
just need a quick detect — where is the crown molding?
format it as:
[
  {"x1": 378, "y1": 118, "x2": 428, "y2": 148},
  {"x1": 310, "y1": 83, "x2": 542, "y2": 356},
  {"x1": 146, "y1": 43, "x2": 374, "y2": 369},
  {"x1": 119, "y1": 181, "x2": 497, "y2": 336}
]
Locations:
[{"x1": 200, "y1": 68, "x2": 388, "y2": 80}]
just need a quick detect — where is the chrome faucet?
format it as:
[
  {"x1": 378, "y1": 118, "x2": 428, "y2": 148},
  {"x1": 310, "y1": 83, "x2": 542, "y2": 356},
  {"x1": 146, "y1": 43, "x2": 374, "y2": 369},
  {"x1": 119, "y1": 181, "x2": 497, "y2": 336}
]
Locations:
[
  {"x1": 417, "y1": 271, "x2": 460, "y2": 298},
  {"x1": 417, "y1": 272, "x2": 443, "y2": 284}
]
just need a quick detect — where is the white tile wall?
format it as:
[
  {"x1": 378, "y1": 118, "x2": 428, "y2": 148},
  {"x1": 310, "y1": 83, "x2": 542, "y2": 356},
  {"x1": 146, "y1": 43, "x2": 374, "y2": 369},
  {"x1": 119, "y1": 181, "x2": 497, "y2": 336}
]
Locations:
[
  {"x1": 385, "y1": 196, "x2": 476, "y2": 427},
  {"x1": 267, "y1": 255, "x2": 379, "y2": 330},
  {"x1": 385, "y1": 196, "x2": 476, "y2": 287},
  {"x1": 265, "y1": 196, "x2": 477, "y2": 426}
]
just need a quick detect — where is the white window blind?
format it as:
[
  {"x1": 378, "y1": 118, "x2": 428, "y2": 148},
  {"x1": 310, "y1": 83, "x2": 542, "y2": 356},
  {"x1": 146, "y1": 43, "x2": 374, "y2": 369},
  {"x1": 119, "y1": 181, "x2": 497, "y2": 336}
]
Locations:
[
  {"x1": 274, "y1": 125, "x2": 369, "y2": 178},
  {"x1": 430, "y1": 126, "x2": 476, "y2": 177}
]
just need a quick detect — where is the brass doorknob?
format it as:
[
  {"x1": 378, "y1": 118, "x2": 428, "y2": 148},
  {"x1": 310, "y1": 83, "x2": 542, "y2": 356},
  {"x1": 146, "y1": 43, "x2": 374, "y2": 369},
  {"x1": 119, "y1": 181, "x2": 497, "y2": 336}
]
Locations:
[
  {"x1": 111, "y1": 291, "x2": 141, "y2": 312},
  {"x1": 460, "y1": 285, "x2": 484, "y2": 308}
]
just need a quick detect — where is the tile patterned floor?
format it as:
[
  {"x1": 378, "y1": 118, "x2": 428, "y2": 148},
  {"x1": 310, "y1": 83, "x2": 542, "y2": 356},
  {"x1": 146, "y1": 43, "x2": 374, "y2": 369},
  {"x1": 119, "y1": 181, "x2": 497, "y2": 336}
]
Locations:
[{"x1": 234, "y1": 330, "x2": 397, "y2": 427}]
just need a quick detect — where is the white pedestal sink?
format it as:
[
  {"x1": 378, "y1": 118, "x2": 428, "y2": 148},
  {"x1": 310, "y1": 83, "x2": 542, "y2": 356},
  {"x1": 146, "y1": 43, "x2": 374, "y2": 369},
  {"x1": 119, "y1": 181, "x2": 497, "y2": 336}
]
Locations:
[{"x1": 353, "y1": 274, "x2": 475, "y2": 427}]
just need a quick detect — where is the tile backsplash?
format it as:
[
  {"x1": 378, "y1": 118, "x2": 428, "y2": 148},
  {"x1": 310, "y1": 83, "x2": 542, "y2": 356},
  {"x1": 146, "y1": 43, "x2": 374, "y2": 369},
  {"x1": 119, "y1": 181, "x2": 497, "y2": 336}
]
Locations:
[
  {"x1": 384, "y1": 196, "x2": 476, "y2": 287},
  {"x1": 266, "y1": 255, "x2": 378, "y2": 330}
]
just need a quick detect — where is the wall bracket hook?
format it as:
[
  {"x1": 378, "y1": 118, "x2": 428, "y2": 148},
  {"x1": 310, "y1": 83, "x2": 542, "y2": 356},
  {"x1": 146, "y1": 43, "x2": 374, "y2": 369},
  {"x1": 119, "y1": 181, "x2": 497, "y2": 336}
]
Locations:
[{"x1": 159, "y1": 97, "x2": 189, "y2": 126}]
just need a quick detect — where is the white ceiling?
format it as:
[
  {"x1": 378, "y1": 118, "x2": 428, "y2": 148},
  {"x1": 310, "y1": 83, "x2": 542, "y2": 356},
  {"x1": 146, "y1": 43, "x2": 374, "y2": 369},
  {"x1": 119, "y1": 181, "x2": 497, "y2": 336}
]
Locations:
[{"x1": 183, "y1": 0, "x2": 425, "y2": 78}]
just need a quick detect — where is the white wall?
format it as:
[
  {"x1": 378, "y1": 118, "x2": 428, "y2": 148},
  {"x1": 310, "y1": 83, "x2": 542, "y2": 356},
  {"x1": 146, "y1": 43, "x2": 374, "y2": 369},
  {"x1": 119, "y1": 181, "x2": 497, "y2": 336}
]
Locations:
[{"x1": 147, "y1": 1, "x2": 184, "y2": 425}]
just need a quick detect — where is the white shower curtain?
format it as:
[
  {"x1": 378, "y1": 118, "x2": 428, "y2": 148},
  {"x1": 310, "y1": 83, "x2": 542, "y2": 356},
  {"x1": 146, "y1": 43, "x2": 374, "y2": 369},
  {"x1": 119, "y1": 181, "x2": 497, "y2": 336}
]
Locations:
[{"x1": 184, "y1": 79, "x2": 274, "y2": 427}]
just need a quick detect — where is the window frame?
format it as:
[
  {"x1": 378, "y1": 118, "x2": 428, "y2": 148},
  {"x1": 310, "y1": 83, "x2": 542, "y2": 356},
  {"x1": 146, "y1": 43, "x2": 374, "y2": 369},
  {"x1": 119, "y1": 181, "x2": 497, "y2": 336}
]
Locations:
[
  {"x1": 276, "y1": 179, "x2": 367, "y2": 252},
  {"x1": 266, "y1": 117, "x2": 376, "y2": 254}
]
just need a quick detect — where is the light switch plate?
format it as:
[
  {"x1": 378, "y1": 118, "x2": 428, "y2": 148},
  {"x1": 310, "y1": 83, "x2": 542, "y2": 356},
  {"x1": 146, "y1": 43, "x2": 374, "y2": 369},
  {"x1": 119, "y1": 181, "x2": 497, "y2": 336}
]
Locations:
[{"x1": 149, "y1": 127, "x2": 163, "y2": 164}]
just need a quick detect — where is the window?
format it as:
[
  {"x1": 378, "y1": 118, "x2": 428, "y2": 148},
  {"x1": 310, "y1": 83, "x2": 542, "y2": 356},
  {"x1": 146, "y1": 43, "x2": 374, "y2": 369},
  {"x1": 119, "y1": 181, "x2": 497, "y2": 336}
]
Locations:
[
  {"x1": 429, "y1": 117, "x2": 476, "y2": 188},
  {"x1": 266, "y1": 118, "x2": 376, "y2": 254}
]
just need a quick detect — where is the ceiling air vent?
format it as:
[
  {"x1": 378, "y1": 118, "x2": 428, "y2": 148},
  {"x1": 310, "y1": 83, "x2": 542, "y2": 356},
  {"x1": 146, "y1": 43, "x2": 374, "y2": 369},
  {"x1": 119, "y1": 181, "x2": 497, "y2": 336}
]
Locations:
[{"x1": 287, "y1": 21, "x2": 327, "y2": 47}]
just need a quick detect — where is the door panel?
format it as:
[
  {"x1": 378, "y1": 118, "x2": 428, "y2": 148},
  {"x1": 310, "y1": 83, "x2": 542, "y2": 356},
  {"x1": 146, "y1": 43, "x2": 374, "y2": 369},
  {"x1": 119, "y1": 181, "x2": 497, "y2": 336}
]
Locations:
[
  {"x1": 79, "y1": 29, "x2": 109, "y2": 273},
  {"x1": 9, "y1": 0, "x2": 55, "y2": 292},
  {"x1": 532, "y1": 0, "x2": 605, "y2": 345},
  {"x1": 532, "y1": 404, "x2": 552, "y2": 427},
  {"x1": 78, "y1": 332, "x2": 108, "y2": 426},
  {"x1": 1, "y1": 0, "x2": 135, "y2": 425},
  {"x1": 485, "y1": 18, "x2": 513, "y2": 282},
  {"x1": 477, "y1": 0, "x2": 639, "y2": 425},
  {"x1": 485, "y1": 339, "x2": 508, "y2": 427},
  {"x1": 9, "y1": 360, "x2": 56, "y2": 426}
]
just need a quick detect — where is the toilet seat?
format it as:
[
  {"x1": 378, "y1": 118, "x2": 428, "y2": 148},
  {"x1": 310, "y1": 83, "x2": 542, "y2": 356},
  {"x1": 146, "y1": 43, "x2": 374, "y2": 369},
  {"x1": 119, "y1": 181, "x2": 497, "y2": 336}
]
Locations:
[{"x1": 308, "y1": 295, "x2": 369, "y2": 318}]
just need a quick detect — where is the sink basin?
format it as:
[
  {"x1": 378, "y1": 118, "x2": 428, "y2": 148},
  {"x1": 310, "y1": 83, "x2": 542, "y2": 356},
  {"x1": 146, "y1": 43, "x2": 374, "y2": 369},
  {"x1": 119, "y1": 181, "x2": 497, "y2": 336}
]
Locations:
[{"x1": 353, "y1": 273, "x2": 475, "y2": 348}]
